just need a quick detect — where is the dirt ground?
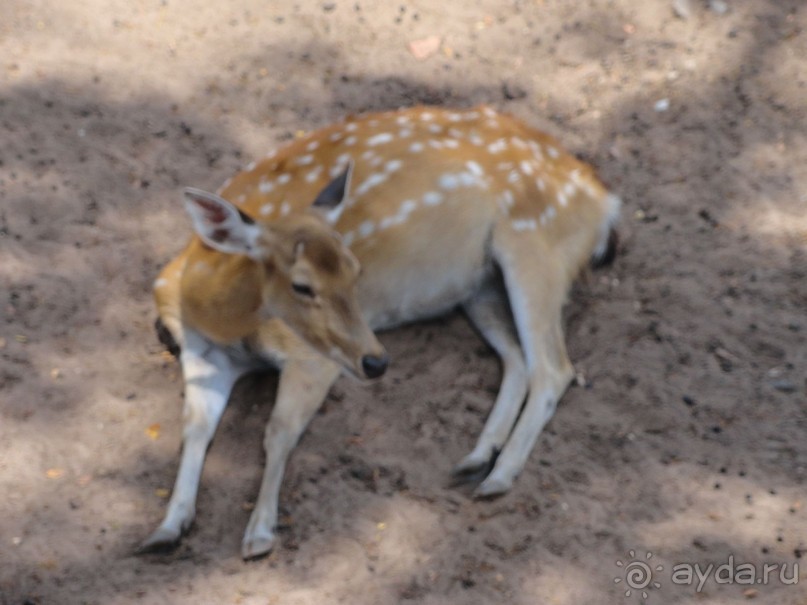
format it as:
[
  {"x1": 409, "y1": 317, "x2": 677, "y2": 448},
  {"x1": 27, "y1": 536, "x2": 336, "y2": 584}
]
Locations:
[{"x1": 1, "y1": 0, "x2": 806, "y2": 603}]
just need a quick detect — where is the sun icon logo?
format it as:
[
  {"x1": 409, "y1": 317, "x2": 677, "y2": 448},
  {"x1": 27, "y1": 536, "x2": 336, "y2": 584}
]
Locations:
[{"x1": 614, "y1": 550, "x2": 663, "y2": 599}]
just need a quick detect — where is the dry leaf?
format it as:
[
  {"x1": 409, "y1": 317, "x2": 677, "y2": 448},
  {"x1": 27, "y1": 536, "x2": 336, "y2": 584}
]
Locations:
[
  {"x1": 145, "y1": 423, "x2": 161, "y2": 440},
  {"x1": 408, "y1": 35, "x2": 441, "y2": 60},
  {"x1": 46, "y1": 468, "x2": 64, "y2": 479},
  {"x1": 743, "y1": 588, "x2": 758, "y2": 598},
  {"x1": 154, "y1": 488, "x2": 170, "y2": 498}
]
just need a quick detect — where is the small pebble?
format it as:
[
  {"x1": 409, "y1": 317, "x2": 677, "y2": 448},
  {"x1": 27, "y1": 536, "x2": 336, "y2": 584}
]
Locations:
[
  {"x1": 771, "y1": 380, "x2": 796, "y2": 393},
  {"x1": 654, "y1": 98, "x2": 671, "y2": 112},
  {"x1": 672, "y1": 0, "x2": 692, "y2": 20}
]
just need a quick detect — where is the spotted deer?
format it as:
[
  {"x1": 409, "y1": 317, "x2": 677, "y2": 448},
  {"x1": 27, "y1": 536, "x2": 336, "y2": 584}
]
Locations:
[{"x1": 141, "y1": 105, "x2": 620, "y2": 559}]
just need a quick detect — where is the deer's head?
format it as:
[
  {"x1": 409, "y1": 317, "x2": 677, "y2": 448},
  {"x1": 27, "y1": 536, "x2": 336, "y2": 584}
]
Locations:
[{"x1": 182, "y1": 165, "x2": 388, "y2": 379}]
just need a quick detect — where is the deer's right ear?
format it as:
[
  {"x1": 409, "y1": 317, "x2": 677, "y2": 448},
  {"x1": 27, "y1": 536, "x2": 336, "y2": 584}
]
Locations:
[
  {"x1": 183, "y1": 187, "x2": 264, "y2": 258},
  {"x1": 312, "y1": 161, "x2": 353, "y2": 224}
]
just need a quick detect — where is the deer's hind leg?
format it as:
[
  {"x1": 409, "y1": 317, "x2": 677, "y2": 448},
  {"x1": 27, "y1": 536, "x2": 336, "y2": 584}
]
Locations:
[
  {"x1": 474, "y1": 227, "x2": 575, "y2": 497},
  {"x1": 454, "y1": 278, "x2": 528, "y2": 478}
]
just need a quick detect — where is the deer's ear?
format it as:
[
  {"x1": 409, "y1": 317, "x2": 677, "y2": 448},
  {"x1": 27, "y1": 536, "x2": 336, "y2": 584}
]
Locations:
[
  {"x1": 183, "y1": 188, "x2": 263, "y2": 257},
  {"x1": 311, "y1": 161, "x2": 353, "y2": 224}
]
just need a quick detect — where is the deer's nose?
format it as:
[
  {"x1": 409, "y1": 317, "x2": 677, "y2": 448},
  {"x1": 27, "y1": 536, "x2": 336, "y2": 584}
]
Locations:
[{"x1": 361, "y1": 353, "x2": 389, "y2": 379}]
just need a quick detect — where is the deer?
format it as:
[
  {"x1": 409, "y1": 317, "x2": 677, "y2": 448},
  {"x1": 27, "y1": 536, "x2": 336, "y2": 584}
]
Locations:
[{"x1": 140, "y1": 105, "x2": 620, "y2": 560}]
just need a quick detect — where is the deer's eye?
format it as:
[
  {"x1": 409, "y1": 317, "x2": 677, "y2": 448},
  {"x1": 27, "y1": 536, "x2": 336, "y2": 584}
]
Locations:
[{"x1": 292, "y1": 282, "x2": 316, "y2": 298}]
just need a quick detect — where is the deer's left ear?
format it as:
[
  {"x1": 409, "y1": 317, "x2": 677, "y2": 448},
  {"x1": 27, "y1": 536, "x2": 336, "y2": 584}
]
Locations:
[
  {"x1": 183, "y1": 187, "x2": 264, "y2": 258},
  {"x1": 311, "y1": 161, "x2": 353, "y2": 224}
]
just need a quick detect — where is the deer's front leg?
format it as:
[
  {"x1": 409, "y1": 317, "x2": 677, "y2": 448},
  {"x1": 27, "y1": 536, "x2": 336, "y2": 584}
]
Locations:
[
  {"x1": 140, "y1": 330, "x2": 245, "y2": 552},
  {"x1": 241, "y1": 356, "x2": 341, "y2": 560}
]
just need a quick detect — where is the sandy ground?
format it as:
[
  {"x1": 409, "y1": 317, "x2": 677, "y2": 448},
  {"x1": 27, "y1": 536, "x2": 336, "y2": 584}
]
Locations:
[{"x1": 1, "y1": 0, "x2": 806, "y2": 603}]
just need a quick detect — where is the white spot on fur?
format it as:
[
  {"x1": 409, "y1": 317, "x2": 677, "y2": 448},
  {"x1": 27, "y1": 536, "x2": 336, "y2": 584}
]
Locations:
[
  {"x1": 342, "y1": 231, "x2": 355, "y2": 246},
  {"x1": 508, "y1": 171, "x2": 521, "y2": 184},
  {"x1": 428, "y1": 140, "x2": 443, "y2": 149},
  {"x1": 439, "y1": 173, "x2": 460, "y2": 190},
  {"x1": 519, "y1": 160, "x2": 534, "y2": 176},
  {"x1": 443, "y1": 138, "x2": 460, "y2": 149},
  {"x1": 447, "y1": 113, "x2": 463, "y2": 122},
  {"x1": 482, "y1": 106, "x2": 497, "y2": 118},
  {"x1": 547, "y1": 146, "x2": 559, "y2": 159},
  {"x1": 296, "y1": 154, "x2": 314, "y2": 166},
  {"x1": 563, "y1": 182, "x2": 576, "y2": 197},
  {"x1": 306, "y1": 140, "x2": 319, "y2": 151},
  {"x1": 396, "y1": 115, "x2": 410, "y2": 125},
  {"x1": 423, "y1": 191, "x2": 444, "y2": 206},
  {"x1": 557, "y1": 191, "x2": 568, "y2": 207},
  {"x1": 399, "y1": 128, "x2": 413, "y2": 138},
  {"x1": 428, "y1": 124, "x2": 442, "y2": 134},
  {"x1": 366, "y1": 132, "x2": 394, "y2": 146},
  {"x1": 379, "y1": 215, "x2": 398, "y2": 230},
  {"x1": 497, "y1": 191, "x2": 515, "y2": 214},
  {"x1": 459, "y1": 172, "x2": 483, "y2": 188},
  {"x1": 470, "y1": 134, "x2": 484, "y2": 146},
  {"x1": 260, "y1": 203, "x2": 274, "y2": 216},
  {"x1": 236, "y1": 194, "x2": 246, "y2": 203},
  {"x1": 361, "y1": 150, "x2": 376, "y2": 161},
  {"x1": 278, "y1": 174, "x2": 291, "y2": 185},
  {"x1": 259, "y1": 179, "x2": 275, "y2": 193},
  {"x1": 345, "y1": 136, "x2": 357, "y2": 146},
  {"x1": 305, "y1": 166, "x2": 323, "y2": 183},
  {"x1": 410, "y1": 142, "x2": 424, "y2": 153},
  {"x1": 464, "y1": 111, "x2": 480, "y2": 120},
  {"x1": 535, "y1": 178, "x2": 546, "y2": 192},
  {"x1": 355, "y1": 172, "x2": 387, "y2": 196},
  {"x1": 497, "y1": 162, "x2": 514, "y2": 171},
  {"x1": 329, "y1": 132, "x2": 343, "y2": 142},
  {"x1": 280, "y1": 202, "x2": 291, "y2": 216},
  {"x1": 488, "y1": 139, "x2": 508, "y2": 154},
  {"x1": 448, "y1": 128, "x2": 463, "y2": 138},
  {"x1": 539, "y1": 205, "x2": 557, "y2": 226},
  {"x1": 154, "y1": 278, "x2": 168, "y2": 288},
  {"x1": 385, "y1": 159, "x2": 403, "y2": 173},
  {"x1": 358, "y1": 220, "x2": 375, "y2": 238},
  {"x1": 345, "y1": 123, "x2": 358, "y2": 132},
  {"x1": 511, "y1": 138, "x2": 528, "y2": 150},
  {"x1": 420, "y1": 112, "x2": 434, "y2": 121},
  {"x1": 512, "y1": 218, "x2": 537, "y2": 231},
  {"x1": 368, "y1": 119, "x2": 379, "y2": 127},
  {"x1": 380, "y1": 199, "x2": 418, "y2": 230},
  {"x1": 400, "y1": 199, "x2": 417, "y2": 215},
  {"x1": 246, "y1": 161, "x2": 257, "y2": 171},
  {"x1": 466, "y1": 161, "x2": 484, "y2": 176},
  {"x1": 266, "y1": 150, "x2": 277, "y2": 159}
]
